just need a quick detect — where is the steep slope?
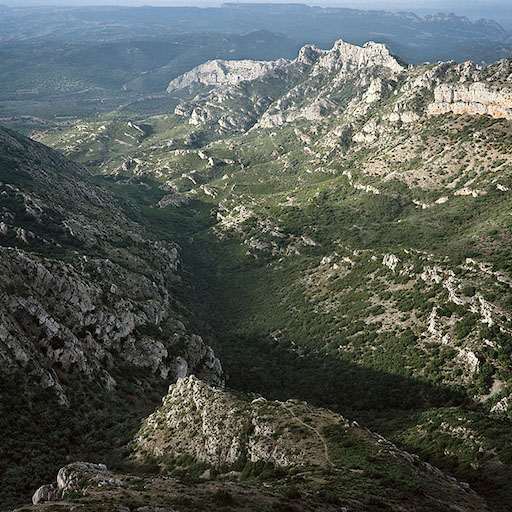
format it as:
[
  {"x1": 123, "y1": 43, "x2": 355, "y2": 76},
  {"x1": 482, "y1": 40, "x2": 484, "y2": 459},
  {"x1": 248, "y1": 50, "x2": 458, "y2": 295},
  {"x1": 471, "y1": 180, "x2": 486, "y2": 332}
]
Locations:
[
  {"x1": 23, "y1": 376, "x2": 489, "y2": 512},
  {"x1": 171, "y1": 40, "x2": 406, "y2": 134},
  {"x1": 0, "y1": 127, "x2": 223, "y2": 397},
  {"x1": 166, "y1": 58, "x2": 289, "y2": 93},
  {"x1": 0, "y1": 127, "x2": 224, "y2": 509}
]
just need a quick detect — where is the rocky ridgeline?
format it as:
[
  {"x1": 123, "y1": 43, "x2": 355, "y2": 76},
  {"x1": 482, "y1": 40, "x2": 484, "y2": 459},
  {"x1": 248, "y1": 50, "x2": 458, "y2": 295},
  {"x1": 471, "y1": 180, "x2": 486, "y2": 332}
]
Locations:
[
  {"x1": 24, "y1": 376, "x2": 489, "y2": 511},
  {"x1": 170, "y1": 39, "x2": 512, "y2": 137},
  {"x1": 134, "y1": 375, "x2": 336, "y2": 467},
  {"x1": 172, "y1": 39, "x2": 406, "y2": 133},
  {"x1": 166, "y1": 58, "x2": 288, "y2": 92}
]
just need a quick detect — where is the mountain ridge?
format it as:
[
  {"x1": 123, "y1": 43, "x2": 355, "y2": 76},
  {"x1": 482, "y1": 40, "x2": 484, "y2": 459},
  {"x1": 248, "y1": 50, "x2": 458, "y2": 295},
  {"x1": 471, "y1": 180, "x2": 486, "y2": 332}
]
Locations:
[
  {"x1": 1, "y1": 3, "x2": 510, "y2": 64},
  {"x1": 24, "y1": 376, "x2": 491, "y2": 512}
]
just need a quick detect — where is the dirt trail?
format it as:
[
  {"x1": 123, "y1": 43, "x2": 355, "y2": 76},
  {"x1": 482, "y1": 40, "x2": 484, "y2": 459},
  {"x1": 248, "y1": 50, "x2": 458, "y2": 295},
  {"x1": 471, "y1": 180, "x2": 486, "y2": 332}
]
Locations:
[{"x1": 280, "y1": 402, "x2": 335, "y2": 467}]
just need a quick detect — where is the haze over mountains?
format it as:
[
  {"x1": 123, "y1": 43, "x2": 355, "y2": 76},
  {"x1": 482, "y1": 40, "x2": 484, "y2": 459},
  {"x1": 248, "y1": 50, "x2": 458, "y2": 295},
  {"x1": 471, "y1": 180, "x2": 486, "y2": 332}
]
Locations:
[
  {"x1": 2, "y1": 2, "x2": 512, "y2": 512},
  {"x1": 2, "y1": 2, "x2": 512, "y2": 128},
  {"x1": 0, "y1": 3, "x2": 510, "y2": 63}
]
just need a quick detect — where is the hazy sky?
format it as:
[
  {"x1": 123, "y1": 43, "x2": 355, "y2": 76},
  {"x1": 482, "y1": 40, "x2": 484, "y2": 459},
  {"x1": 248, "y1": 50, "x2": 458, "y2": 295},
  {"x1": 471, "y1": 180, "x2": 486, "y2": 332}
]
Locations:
[
  {"x1": 4, "y1": 0, "x2": 512, "y2": 24},
  {"x1": 1, "y1": 0, "x2": 509, "y2": 6}
]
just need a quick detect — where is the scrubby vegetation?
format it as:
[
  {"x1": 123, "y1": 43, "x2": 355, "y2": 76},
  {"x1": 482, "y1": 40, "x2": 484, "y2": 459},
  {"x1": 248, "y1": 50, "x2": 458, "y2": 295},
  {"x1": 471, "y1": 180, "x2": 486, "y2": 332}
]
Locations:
[{"x1": 4, "y1": 36, "x2": 512, "y2": 512}]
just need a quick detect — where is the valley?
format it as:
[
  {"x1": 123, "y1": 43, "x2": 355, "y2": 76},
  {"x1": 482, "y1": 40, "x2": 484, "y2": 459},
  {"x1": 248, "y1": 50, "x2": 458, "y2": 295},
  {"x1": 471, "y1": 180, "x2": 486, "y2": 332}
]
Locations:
[{"x1": 1, "y1": 6, "x2": 512, "y2": 512}]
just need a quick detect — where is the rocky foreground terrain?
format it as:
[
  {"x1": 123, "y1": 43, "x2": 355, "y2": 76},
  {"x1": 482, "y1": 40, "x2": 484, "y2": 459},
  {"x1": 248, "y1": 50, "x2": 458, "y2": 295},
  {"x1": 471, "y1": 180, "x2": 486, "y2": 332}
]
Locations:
[
  {"x1": 4, "y1": 37, "x2": 512, "y2": 511},
  {"x1": 17, "y1": 377, "x2": 489, "y2": 511}
]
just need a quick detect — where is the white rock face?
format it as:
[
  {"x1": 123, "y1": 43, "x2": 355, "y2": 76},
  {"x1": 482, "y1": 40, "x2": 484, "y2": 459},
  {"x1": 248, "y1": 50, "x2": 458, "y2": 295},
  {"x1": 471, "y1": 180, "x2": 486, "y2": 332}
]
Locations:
[
  {"x1": 32, "y1": 484, "x2": 58, "y2": 504},
  {"x1": 166, "y1": 58, "x2": 288, "y2": 92},
  {"x1": 428, "y1": 82, "x2": 512, "y2": 119},
  {"x1": 459, "y1": 349, "x2": 480, "y2": 373},
  {"x1": 0, "y1": 247, "x2": 224, "y2": 400},
  {"x1": 309, "y1": 40, "x2": 405, "y2": 78},
  {"x1": 173, "y1": 39, "x2": 406, "y2": 132},
  {"x1": 491, "y1": 397, "x2": 509, "y2": 413},
  {"x1": 382, "y1": 254, "x2": 400, "y2": 271}
]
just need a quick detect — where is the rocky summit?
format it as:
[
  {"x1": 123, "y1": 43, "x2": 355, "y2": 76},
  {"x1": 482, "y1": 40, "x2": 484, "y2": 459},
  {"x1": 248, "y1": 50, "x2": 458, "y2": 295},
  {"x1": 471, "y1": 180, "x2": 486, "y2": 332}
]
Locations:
[
  {"x1": 3, "y1": 17, "x2": 512, "y2": 512},
  {"x1": 166, "y1": 58, "x2": 289, "y2": 93}
]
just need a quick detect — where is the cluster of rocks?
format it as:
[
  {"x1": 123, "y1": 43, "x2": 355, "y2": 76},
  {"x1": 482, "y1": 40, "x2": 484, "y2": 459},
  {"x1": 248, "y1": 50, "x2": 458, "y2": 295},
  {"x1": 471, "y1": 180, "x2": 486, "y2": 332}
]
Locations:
[{"x1": 32, "y1": 462, "x2": 120, "y2": 504}]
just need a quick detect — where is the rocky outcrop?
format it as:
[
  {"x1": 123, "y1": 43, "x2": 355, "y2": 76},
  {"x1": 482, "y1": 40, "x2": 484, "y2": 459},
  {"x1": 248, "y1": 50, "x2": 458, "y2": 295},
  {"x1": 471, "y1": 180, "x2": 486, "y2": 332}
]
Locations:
[
  {"x1": 130, "y1": 376, "x2": 488, "y2": 511},
  {"x1": 166, "y1": 58, "x2": 288, "y2": 92},
  {"x1": 173, "y1": 39, "x2": 406, "y2": 133},
  {"x1": 0, "y1": 246, "x2": 224, "y2": 402},
  {"x1": 157, "y1": 191, "x2": 190, "y2": 208},
  {"x1": 135, "y1": 376, "x2": 332, "y2": 467},
  {"x1": 308, "y1": 40, "x2": 405, "y2": 78},
  {"x1": 32, "y1": 484, "x2": 58, "y2": 505},
  {"x1": 32, "y1": 462, "x2": 120, "y2": 504},
  {"x1": 427, "y1": 82, "x2": 512, "y2": 119},
  {"x1": 0, "y1": 128, "x2": 224, "y2": 402}
]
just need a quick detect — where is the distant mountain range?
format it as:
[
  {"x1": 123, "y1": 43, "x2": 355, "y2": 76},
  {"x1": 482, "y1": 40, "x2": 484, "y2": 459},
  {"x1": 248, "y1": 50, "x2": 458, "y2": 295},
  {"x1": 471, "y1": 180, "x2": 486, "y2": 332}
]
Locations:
[
  {"x1": 1, "y1": 3, "x2": 512, "y2": 125},
  {"x1": 0, "y1": 3, "x2": 511, "y2": 64},
  {"x1": 0, "y1": 31, "x2": 302, "y2": 123}
]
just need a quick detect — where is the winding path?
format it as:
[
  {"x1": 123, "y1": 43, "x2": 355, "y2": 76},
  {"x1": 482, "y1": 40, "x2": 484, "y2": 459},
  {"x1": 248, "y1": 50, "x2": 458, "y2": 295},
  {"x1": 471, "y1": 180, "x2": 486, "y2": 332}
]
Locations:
[{"x1": 280, "y1": 402, "x2": 335, "y2": 467}]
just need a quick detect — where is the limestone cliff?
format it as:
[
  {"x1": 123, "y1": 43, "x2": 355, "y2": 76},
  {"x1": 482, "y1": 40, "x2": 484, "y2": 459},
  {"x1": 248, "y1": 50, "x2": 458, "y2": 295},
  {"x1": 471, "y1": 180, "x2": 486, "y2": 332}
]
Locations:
[
  {"x1": 134, "y1": 375, "x2": 337, "y2": 467},
  {"x1": 173, "y1": 39, "x2": 406, "y2": 133},
  {"x1": 427, "y1": 82, "x2": 512, "y2": 119}
]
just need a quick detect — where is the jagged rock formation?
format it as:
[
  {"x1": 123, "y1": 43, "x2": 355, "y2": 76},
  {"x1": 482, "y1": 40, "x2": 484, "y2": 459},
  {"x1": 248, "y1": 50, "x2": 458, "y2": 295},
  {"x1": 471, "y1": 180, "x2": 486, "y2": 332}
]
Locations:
[
  {"x1": 166, "y1": 58, "x2": 288, "y2": 92},
  {"x1": 173, "y1": 39, "x2": 406, "y2": 133},
  {"x1": 135, "y1": 375, "x2": 335, "y2": 467},
  {"x1": 300, "y1": 40, "x2": 405, "y2": 76},
  {"x1": 428, "y1": 81, "x2": 512, "y2": 119},
  {"x1": 170, "y1": 39, "x2": 512, "y2": 138}
]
